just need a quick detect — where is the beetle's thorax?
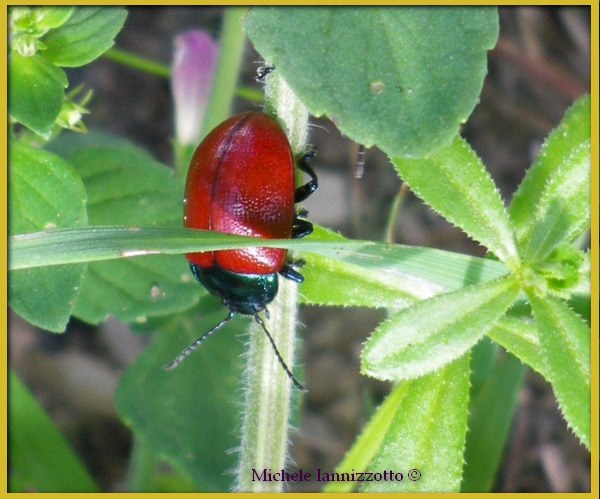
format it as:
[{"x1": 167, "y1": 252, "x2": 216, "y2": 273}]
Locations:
[{"x1": 190, "y1": 263, "x2": 278, "y2": 315}]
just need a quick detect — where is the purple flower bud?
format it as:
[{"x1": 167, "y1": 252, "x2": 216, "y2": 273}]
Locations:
[{"x1": 172, "y1": 30, "x2": 218, "y2": 146}]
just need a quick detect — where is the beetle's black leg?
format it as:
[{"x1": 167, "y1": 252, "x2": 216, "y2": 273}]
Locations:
[
  {"x1": 291, "y1": 258, "x2": 306, "y2": 268},
  {"x1": 189, "y1": 263, "x2": 202, "y2": 282},
  {"x1": 295, "y1": 149, "x2": 318, "y2": 203},
  {"x1": 256, "y1": 65, "x2": 275, "y2": 82},
  {"x1": 292, "y1": 217, "x2": 313, "y2": 239},
  {"x1": 279, "y1": 263, "x2": 304, "y2": 283}
]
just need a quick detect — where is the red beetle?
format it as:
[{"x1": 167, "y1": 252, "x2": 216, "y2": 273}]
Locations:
[{"x1": 165, "y1": 111, "x2": 317, "y2": 390}]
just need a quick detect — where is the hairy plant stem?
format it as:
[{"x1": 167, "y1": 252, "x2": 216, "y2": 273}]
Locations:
[{"x1": 234, "y1": 74, "x2": 308, "y2": 492}]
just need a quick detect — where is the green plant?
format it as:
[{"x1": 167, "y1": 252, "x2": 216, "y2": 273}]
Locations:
[{"x1": 8, "y1": 6, "x2": 590, "y2": 493}]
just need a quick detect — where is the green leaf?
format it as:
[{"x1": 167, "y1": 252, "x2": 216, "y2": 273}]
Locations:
[
  {"x1": 9, "y1": 225, "x2": 509, "y2": 284},
  {"x1": 534, "y1": 245, "x2": 586, "y2": 298},
  {"x1": 323, "y1": 381, "x2": 420, "y2": 492},
  {"x1": 37, "y1": 7, "x2": 75, "y2": 30},
  {"x1": 69, "y1": 147, "x2": 199, "y2": 324},
  {"x1": 487, "y1": 315, "x2": 551, "y2": 381},
  {"x1": 245, "y1": 7, "x2": 498, "y2": 158},
  {"x1": 392, "y1": 136, "x2": 518, "y2": 266},
  {"x1": 9, "y1": 371, "x2": 99, "y2": 492},
  {"x1": 41, "y1": 7, "x2": 127, "y2": 67},
  {"x1": 521, "y1": 140, "x2": 590, "y2": 263},
  {"x1": 361, "y1": 356, "x2": 470, "y2": 492},
  {"x1": 301, "y1": 252, "x2": 418, "y2": 309},
  {"x1": 461, "y1": 340, "x2": 526, "y2": 492},
  {"x1": 9, "y1": 143, "x2": 87, "y2": 332},
  {"x1": 362, "y1": 276, "x2": 520, "y2": 382},
  {"x1": 8, "y1": 53, "x2": 67, "y2": 135},
  {"x1": 529, "y1": 293, "x2": 590, "y2": 448},
  {"x1": 48, "y1": 128, "x2": 159, "y2": 162},
  {"x1": 116, "y1": 301, "x2": 246, "y2": 491},
  {"x1": 510, "y1": 95, "x2": 591, "y2": 262},
  {"x1": 300, "y1": 227, "x2": 508, "y2": 309},
  {"x1": 73, "y1": 256, "x2": 198, "y2": 324},
  {"x1": 324, "y1": 382, "x2": 411, "y2": 492}
]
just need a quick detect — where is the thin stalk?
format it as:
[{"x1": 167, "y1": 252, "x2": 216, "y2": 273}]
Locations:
[
  {"x1": 235, "y1": 86, "x2": 264, "y2": 104},
  {"x1": 200, "y1": 7, "x2": 247, "y2": 138},
  {"x1": 103, "y1": 48, "x2": 171, "y2": 78},
  {"x1": 103, "y1": 47, "x2": 261, "y2": 103},
  {"x1": 384, "y1": 182, "x2": 410, "y2": 244},
  {"x1": 173, "y1": 7, "x2": 247, "y2": 178},
  {"x1": 235, "y1": 74, "x2": 309, "y2": 492},
  {"x1": 172, "y1": 140, "x2": 196, "y2": 181}
]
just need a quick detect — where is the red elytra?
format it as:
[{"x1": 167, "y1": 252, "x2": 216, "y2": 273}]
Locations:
[
  {"x1": 167, "y1": 110, "x2": 317, "y2": 390},
  {"x1": 184, "y1": 111, "x2": 295, "y2": 274}
]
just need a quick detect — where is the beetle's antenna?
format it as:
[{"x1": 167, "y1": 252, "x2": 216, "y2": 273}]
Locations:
[
  {"x1": 163, "y1": 312, "x2": 234, "y2": 371},
  {"x1": 254, "y1": 314, "x2": 306, "y2": 392}
]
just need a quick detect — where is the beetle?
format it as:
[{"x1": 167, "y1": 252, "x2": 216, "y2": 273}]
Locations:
[{"x1": 164, "y1": 111, "x2": 318, "y2": 390}]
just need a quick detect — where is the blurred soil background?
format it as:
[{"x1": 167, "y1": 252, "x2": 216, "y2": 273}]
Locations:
[{"x1": 9, "y1": 6, "x2": 591, "y2": 492}]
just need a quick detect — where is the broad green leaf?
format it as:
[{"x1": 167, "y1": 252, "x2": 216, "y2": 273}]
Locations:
[
  {"x1": 69, "y1": 147, "x2": 199, "y2": 323},
  {"x1": 73, "y1": 256, "x2": 197, "y2": 324},
  {"x1": 41, "y1": 7, "x2": 127, "y2": 67},
  {"x1": 9, "y1": 143, "x2": 87, "y2": 332},
  {"x1": 510, "y1": 95, "x2": 591, "y2": 261},
  {"x1": 461, "y1": 340, "x2": 526, "y2": 492},
  {"x1": 245, "y1": 7, "x2": 498, "y2": 158},
  {"x1": 48, "y1": 128, "x2": 159, "y2": 163},
  {"x1": 361, "y1": 356, "x2": 470, "y2": 492},
  {"x1": 324, "y1": 382, "x2": 411, "y2": 492},
  {"x1": 529, "y1": 293, "x2": 590, "y2": 448},
  {"x1": 117, "y1": 300, "x2": 246, "y2": 491},
  {"x1": 37, "y1": 7, "x2": 75, "y2": 30},
  {"x1": 487, "y1": 315, "x2": 551, "y2": 381},
  {"x1": 392, "y1": 136, "x2": 518, "y2": 266},
  {"x1": 8, "y1": 53, "x2": 67, "y2": 135},
  {"x1": 362, "y1": 276, "x2": 520, "y2": 382},
  {"x1": 9, "y1": 371, "x2": 99, "y2": 492}
]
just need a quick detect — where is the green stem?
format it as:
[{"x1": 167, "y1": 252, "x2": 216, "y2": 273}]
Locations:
[
  {"x1": 235, "y1": 74, "x2": 308, "y2": 492},
  {"x1": 235, "y1": 279, "x2": 300, "y2": 492},
  {"x1": 172, "y1": 140, "x2": 196, "y2": 180},
  {"x1": 263, "y1": 71, "x2": 309, "y2": 152},
  {"x1": 173, "y1": 7, "x2": 247, "y2": 178},
  {"x1": 235, "y1": 86, "x2": 265, "y2": 104},
  {"x1": 103, "y1": 48, "x2": 261, "y2": 104},
  {"x1": 384, "y1": 182, "x2": 410, "y2": 244},
  {"x1": 200, "y1": 7, "x2": 247, "y2": 138},
  {"x1": 103, "y1": 48, "x2": 171, "y2": 78}
]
